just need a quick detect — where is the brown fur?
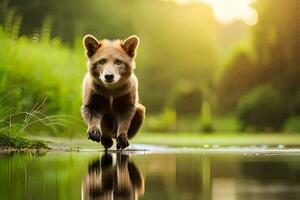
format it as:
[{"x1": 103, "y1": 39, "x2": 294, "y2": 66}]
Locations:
[{"x1": 81, "y1": 34, "x2": 145, "y2": 150}]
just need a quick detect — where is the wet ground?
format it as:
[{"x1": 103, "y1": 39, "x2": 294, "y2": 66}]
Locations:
[{"x1": 1, "y1": 145, "x2": 300, "y2": 200}]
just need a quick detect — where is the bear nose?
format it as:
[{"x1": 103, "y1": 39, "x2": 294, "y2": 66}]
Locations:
[{"x1": 104, "y1": 74, "x2": 114, "y2": 82}]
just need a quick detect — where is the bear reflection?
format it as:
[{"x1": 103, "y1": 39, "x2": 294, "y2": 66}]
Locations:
[{"x1": 82, "y1": 153, "x2": 144, "y2": 200}]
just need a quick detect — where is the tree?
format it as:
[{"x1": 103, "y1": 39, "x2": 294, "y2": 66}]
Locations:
[
  {"x1": 252, "y1": 0, "x2": 300, "y2": 94},
  {"x1": 216, "y1": 49, "x2": 258, "y2": 113},
  {"x1": 175, "y1": 88, "x2": 203, "y2": 116},
  {"x1": 237, "y1": 85, "x2": 289, "y2": 131}
]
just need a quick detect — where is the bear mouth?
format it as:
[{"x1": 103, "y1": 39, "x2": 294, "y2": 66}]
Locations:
[{"x1": 104, "y1": 80, "x2": 114, "y2": 83}]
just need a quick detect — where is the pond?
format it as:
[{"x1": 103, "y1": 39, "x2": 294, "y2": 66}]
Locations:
[{"x1": 1, "y1": 147, "x2": 300, "y2": 200}]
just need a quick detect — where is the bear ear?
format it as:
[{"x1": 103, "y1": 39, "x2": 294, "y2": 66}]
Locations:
[
  {"x1": 122, "y1": 35, "x2": 140, "y2": 57},
  {"x1": 83, "y1": 35, "x2": 101, "y2": 58}
]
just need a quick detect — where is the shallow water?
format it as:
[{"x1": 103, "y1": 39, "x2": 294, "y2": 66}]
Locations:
[{"x1": 1, "y1": 147, "x2": 300, "y2": 200}]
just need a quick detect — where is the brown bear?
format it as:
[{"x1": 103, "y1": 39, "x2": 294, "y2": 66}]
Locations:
[{"x1": 81, "y1": 35, "x2": 145, "y2": 150}]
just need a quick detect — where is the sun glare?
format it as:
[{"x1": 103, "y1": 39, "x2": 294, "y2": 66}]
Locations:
[{"x1": 175, "y1": 0, "x2": 258, "y2": 25}]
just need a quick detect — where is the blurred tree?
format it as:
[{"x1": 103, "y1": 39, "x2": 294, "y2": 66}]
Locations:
[
  {"x1": 216, "y1": 49, "x2": 258, "y2": 113},
  {"x1": 144, "y1": 108, "x2": 177, "y2": 132},
  {"x1": 217, "y1": 0, "x2": 300, "y2": 114},
  {"x1": 294, "y1": 93, "x2": 300, "y2": 116},
  {"x1": 7, "y1": 0, "x2": 134, "y2": 44},
  {"x1": 201, "y1": 101, "x2": 214, "y2": 133},
  {"x1": 175, "y1": 88, "x2": 203, "y2": 116},
  {"x1": 252, "y1": 0, "x2": 300, "y2": 96},
  {"x1": 237, "y1": 85, "x2": 289, "y2": 131},
  {"x1": 133, "y1": 1, "x2": 218, "y2": 112}
]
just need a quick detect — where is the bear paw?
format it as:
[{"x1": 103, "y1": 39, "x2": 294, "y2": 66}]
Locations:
[
  {"x1": 116, "y1": 135, "x2": 129, "y2": 150},
  {"x1": 87, "y1": 127, "x2": 102, "y2": 143}
]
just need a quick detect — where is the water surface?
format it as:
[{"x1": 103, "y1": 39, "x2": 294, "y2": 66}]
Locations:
[{"x1": 1, "y1": 148, "x2": 300, "y2": 200}]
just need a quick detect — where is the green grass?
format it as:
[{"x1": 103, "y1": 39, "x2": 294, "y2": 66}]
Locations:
[
  {"x1": 0, "y1": 29, "x2": 86, "y2": 136},
  {"x1": 0, "y1": 133, "x2": 48, "y2": 149},
  {"x1": 284, "y1": 116, "x2": 300, "y2": 132},
  {"x1": 131, "y1": 132, "x2": 300, "y2": 147},
  {"x1": 5, "y1": 132, "x2": 300, "y2": 150}
]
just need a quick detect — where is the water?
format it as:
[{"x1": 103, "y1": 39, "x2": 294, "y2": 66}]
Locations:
[{"x1": 1, "y1": 148, "x2": 300, "y2": 200}]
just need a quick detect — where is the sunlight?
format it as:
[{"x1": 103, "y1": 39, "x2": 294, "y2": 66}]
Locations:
[{"x1": 176, "y1": 0, "x2": 258, "y2": 25}]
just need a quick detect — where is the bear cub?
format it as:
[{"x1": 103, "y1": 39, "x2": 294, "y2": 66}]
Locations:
[{"x1": 81, "y1": 35, "x2": 145, "y2": 150}]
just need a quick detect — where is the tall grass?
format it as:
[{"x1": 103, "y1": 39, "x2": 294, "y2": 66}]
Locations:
[
  {"x1": 0, "y1": 29, "x2": 85, "y2": 112},
  {"x1": 0, "y1": 12, "x2": 87, "y2": 136},
  {"x1": 0, "y1": 99, "x2": 79, "y2": 137}
]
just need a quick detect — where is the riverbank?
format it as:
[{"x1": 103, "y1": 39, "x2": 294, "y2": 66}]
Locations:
[
  {"x1": 2, "y1": 132, "x2": 300, "y2": 152},
  {"x1": 0, "y1": 134, "x2": 49, "y2": 150}
]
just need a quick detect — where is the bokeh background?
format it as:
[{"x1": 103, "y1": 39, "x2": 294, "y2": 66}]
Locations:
[{"x1": 0, "y1": 0, "x2": 299, "y2": 137}]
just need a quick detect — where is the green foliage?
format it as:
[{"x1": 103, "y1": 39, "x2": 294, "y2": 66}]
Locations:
[
  {"x1": 144, "y1": 108, "x2": 177, "y2": 132},
  {"x1": 169, "y1": 114, "x2": 240, "y2": 133},
  {"x1": 252, "y1": 0, "x2": 300, "y2": 94},
  {"x1": 237, "y1": 85, "x2": 289, "y2": 131},
  {"x1": 212, "y1": 115, "x2": 240, "y2": 133},
  {"x1": 0, "y1": 133, "x2": 48, "y2": 149},
  {"x1": 218, "y1": 0, "x2": 300, "y2": 117},
  {"x1": 0, "y1": 29, "x2": 86, "y2": 136},
  {"x1": 175, "y1": 88, "x2": 202, "y2": 116},
  {"x1": 0, "y1": 99, "x2": 75, "y2": 139},
  {"x1": 41, "y1": 16, "x2": 53, "y2": 43},
  {"x1": 284, "y1": 117, "x2": 300, "y2": 133},
  {"x1": 217, "y1": 48, "x2": 257, "y2": 113},
  {"x1": 294, "y1": 93, "x2": 300, "y2": 115},
  {"x1": 200, "y1": 101, "x2": 214, "y2": 133},
  {"x1": 0, "y1": 30, "x2": 85, "y2": 114}
]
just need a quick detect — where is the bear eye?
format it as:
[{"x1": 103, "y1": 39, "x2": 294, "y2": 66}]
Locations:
[
  {"x1": 98, "y1": 59, "x2": 106, "y2": 65},
  {"x1": 115, "y1": 59, "x2": 123, "y2": 65}
]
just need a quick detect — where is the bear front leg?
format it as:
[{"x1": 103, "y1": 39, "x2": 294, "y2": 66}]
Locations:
[
  {"x1": 87, "y1": 117, "x2": 102, "y2": 142},
  {"x1": 116, "y1": 107, "x2": 136, "y2": 150},
  {"x1": 82, "y1": 105, "x2": 102, "y2": 143}
]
